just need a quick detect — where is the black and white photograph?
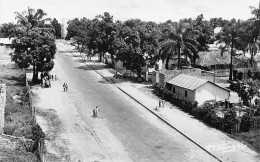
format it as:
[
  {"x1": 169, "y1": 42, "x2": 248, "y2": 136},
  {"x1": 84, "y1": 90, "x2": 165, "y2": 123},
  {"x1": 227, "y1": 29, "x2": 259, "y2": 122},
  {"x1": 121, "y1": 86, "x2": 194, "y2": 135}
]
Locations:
[{"x1": 0, "y1": 0, "x2": 260, "y2": 161}]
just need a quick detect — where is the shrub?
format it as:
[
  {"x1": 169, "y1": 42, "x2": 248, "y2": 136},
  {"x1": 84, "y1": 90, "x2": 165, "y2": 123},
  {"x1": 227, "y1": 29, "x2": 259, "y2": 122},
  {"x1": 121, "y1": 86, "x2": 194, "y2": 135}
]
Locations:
[
  {"x1": 238, "y1": 71, "x2": 243, "y2": 80},
  {"x1": 233, "y1": 70, "x2": 238, "y2": 80},
  {"x1": 240, "y1": 113, "x2": 251, "y2": 132},
  {"x1": 223, "y1": 110, "x2": 238, "y2": 134},
  {"x1": 248, "y1": 70, "x2": 252, "y2": 79}
]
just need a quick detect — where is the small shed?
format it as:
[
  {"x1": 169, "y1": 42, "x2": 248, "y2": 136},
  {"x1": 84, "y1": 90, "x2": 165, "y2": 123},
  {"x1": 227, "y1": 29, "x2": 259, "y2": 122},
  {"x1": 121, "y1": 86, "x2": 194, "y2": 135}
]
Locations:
[{"x1": 166, "y1": 74, "x2": 230, "y2": 105}]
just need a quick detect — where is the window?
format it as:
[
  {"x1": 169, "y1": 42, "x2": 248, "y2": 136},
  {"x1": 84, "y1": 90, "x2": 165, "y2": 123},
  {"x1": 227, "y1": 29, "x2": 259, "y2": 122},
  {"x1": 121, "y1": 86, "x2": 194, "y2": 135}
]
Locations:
[
  {"x1": 185, "y1": 91, "x2": 187, "y2": 97},
  {"x1": 173, "y1": 87, "x2": 175, "y2": 93}
]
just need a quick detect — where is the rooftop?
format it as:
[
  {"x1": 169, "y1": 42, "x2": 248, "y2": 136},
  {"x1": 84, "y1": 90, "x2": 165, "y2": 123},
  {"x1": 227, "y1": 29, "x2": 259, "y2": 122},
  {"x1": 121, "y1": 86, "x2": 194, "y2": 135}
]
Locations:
[
  {"x1": 166, "y1": 74, "x2": 208, "y2": 90},
  {"x1": 0, "y1": 38, "x2": 13, "y2": 45}
]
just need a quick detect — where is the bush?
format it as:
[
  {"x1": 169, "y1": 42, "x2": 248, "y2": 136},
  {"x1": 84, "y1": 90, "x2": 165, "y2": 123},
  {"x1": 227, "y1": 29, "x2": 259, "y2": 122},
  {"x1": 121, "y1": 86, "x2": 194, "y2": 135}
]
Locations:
[
  {"x1": 240, "y1": 113, "x2": 251, "y2": 132},
  {"x1": 238, "y1": 71, "x2": 243, "y2": 80},
  {"x1": 248, "y1": 70, "x2": 252, "y2": 79},
  {"x1": 223, "y1": 110, "x2": 238, "y2": 134},
  {"x1": 154, "y1": 84, "x2": 197, "y2": 113},
  {"x1": 233, "y1": 70, "x2": 238, "y2": 80}
]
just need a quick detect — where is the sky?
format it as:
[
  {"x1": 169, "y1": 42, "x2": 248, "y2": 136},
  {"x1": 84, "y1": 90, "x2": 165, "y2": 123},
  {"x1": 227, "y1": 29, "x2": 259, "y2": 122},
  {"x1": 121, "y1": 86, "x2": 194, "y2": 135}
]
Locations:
[{"x1": 0, "y1": 0, "x2": 259, "y2": 25}]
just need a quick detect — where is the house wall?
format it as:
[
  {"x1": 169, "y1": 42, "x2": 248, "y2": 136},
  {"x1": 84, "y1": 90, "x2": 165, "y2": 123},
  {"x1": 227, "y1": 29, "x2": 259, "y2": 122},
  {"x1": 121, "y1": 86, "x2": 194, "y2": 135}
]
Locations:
[
  {"x1": 0, "y1": 84, "x2": 6, "y2": 134},
  {"x1": 195, "y1": 82, "x2": 230, "y2": 105},
  {"x1": 0, "y1": 46, "x2": 5, "y2": 53},
  {"x1": 170, "y1": 85, "x2": 195, "y2": 102}
]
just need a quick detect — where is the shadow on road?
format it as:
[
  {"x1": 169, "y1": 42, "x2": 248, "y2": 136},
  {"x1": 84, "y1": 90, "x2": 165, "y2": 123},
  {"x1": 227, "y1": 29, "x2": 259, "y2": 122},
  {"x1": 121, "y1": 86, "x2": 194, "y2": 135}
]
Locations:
[{"x1": 74, "y1": 64, "x2": 108, "y2": 71}]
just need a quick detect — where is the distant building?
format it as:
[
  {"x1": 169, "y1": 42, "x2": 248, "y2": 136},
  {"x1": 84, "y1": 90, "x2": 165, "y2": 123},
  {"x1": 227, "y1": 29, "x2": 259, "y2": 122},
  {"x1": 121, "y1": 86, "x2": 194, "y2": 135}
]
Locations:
[
  {"x1": 61, "y1": 18, "x2": 72, "y2": 39},
  {"x1": 0, "y1": 38, "x2": 13, "y2": 53},
  {"x1": 166, "y1": 74, "x2": 230, "y2": 105}
]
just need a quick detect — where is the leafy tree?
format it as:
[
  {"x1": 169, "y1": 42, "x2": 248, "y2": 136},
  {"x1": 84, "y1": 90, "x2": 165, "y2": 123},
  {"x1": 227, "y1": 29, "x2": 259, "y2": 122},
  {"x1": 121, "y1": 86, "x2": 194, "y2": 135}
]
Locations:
[
  {"x1": 217, "y1": 19, "x2": 246, "y2": 80},
  {"x1": 193, "y1": 14, "x2": 214, "y2": 51},
  {"x1": 88, "y1": 12, "x2": 117, "y2": 62},
  {"x1": 223, "y1": 110, "x2": 238, "y2": 134},
  {"x1": 0, "y1": 23, "x2": 17, "y2": 38},
  {"x1": 66, "y1": 18, "x2": 81, "y2": 40},
  {"x1": 12, "y1": 27, "x2": 56, "y2": 82},
  {"x1": 51, "y1": 18, "x2": 61, "y2": 38},
  {"x1": 159, "y1": 19, "x2": 200, "y2": 69},
  {"x1": 66, "y1": 17, "x2": 93, "y2": 59},
  {"x1": 115, "y1": 19, "x2": 145, "y2": 77},
  {"x1": 15, "y1": 7, "x2": 51, "y2": 30},
  {"x1": 12, "y1": 8, "x2": 56, "y2": 83},
  {"x1": 246, "y1": 3, "x2": 260, "y2": 66},
  {"x1": 240, "y1": 113, "x2": 251, "y2": 132}
]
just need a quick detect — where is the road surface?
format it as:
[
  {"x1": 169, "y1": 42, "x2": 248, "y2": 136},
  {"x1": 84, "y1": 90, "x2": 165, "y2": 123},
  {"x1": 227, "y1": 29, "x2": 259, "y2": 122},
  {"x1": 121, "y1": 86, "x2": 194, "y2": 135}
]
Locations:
[{"x1": 53, "y1": 41, "x2": 218, "y2": 162}]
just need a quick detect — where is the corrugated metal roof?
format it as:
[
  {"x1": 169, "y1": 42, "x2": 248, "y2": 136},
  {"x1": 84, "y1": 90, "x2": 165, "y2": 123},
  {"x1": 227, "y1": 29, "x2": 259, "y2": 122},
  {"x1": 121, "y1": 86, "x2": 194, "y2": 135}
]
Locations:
[{"x1": 166, "y1": 74, "x2": 208, "y2": 90}]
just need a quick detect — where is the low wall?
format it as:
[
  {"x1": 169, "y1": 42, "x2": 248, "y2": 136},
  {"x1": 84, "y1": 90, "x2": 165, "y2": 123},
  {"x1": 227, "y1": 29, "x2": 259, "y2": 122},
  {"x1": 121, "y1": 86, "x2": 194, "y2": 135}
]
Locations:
[
  {"x1": 0, "y1": 84, "x2": 6, "y2": 134},
  {"x1": 0, "y1": 134, "x2": 33, "y2": 151},
  {"x1": 214, "y1": 67, "x2": 257, "y2": 77},
  {"x1": 25, "y1": 73, "x2": 45, "y2": 162}
]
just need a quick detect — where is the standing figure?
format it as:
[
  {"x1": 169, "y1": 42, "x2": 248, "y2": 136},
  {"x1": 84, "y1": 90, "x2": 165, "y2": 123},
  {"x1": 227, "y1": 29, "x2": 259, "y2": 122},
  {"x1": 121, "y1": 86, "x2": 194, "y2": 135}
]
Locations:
[
  {"x1": 63, "y1": 83, "x2": 66, "y2": 92},
  {"x1": 95, "y1": 106, "x2": 100, "y2": 118},
  {"x1": 65, "y1": 84, "x2": 68, "y2": 92},
  {"x1": 55, "y1": 75, "x2": 57, "y2": 81}
]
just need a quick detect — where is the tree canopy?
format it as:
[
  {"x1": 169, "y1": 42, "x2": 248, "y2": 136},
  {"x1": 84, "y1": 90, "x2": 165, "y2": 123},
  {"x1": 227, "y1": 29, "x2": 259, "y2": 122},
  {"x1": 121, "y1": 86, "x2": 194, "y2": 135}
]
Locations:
[
  {"x1": 10, "y1": 7, "x2": 56, "y2": 82},
  {"x1": 65, "y1": 3, "x2": 260, "y2": 80}
]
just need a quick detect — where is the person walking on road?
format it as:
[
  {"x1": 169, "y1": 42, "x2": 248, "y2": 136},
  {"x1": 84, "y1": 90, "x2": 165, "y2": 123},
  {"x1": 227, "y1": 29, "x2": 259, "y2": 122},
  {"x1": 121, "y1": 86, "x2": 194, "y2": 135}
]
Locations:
[
  {"x1": 63, "y1": 83, "x2": 66, "y2": 92},
  {"x1": 93, "y1": 106, "x2": 100, "y2": 118},
  {"x1": 65, "y1": 83, "x2": 68, "y2": 92}
]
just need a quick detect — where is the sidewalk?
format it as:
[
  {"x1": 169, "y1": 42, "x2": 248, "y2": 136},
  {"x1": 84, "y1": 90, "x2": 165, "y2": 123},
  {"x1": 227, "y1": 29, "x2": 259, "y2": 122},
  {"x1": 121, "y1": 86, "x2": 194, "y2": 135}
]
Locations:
[{"x1": 73, "y1": 53, "x2": 259, "y2": 162}]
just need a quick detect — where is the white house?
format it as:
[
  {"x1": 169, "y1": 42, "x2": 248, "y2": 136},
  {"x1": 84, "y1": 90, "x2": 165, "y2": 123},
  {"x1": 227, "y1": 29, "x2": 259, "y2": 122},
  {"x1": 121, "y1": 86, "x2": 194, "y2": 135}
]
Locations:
[
  {"x1": 0, "y1": 38, "x2": 13, "y2": 53},
  {"x1": 166, "y1": 74, "x2": 230, "y2": 105}
]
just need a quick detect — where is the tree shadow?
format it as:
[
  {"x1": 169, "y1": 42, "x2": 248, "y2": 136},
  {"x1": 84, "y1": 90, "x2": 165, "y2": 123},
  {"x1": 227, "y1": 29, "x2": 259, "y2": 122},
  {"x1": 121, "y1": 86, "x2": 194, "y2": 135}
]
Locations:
[
  {"x1": 58, "y1": 50, "x2": 75, "y2": 54},
  {"x1": 74, "y1": 64, "x2": 108, "y2": 71}
]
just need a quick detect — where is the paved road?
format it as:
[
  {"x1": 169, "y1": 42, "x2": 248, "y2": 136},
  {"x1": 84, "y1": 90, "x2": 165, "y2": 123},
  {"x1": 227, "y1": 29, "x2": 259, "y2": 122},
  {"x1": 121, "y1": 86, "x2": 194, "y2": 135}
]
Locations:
[{"x1": 54, "y1": 42, "x2": 218, "y2": 162}]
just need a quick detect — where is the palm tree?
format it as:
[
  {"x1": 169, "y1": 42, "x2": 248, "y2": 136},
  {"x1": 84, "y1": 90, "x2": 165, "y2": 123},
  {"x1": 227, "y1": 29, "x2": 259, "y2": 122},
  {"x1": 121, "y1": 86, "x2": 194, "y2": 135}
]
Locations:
[
  {"x1": 246, "y1": 3, "x2": 260, "y2": 66},
  {"x1": 217, "y1": 19, "x2": 245, "y2": 80},
  {"x1": 15, "y1": 7, "x2": 51, "y2": 29},
  {"x1": 159, "y1": 20, "x2": 199, "y2": 69}
]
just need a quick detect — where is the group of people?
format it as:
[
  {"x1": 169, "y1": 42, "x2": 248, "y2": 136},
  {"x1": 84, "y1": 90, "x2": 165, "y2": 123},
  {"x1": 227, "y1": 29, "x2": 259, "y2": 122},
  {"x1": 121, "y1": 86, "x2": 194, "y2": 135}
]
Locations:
[
  {"x1": 63, "y1": 83, "x2": 68, "y2": 92},
  {"x1": 50, "y1": 74, "x2": 57, "y2": 81},
  {"x1": 40, "y1": 72, "x2": 58, "y2": 88},
  {"x1": 155, "y1": 100, "x2": 165, "y2": 110}
]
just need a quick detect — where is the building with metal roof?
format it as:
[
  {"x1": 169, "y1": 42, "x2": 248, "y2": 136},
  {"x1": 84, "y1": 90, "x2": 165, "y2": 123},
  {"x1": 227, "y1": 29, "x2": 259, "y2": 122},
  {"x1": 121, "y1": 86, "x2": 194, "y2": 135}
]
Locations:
[{"x1": 166, "y1": 74, "x2": 230, "y2": 105}]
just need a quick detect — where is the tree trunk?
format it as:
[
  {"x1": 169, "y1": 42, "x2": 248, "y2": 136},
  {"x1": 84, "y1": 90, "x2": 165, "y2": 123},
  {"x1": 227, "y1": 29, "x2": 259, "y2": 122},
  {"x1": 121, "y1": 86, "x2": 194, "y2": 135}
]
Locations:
[
  {"x1": 111, "y1": 54, "x2": 115, "y2": 68},
  {"x1": 250, "y1": 48, "x2": 254, "y2": 67},
  {"x1": 32, "y1": 65, "x2": 38, "y2": 83},
  {"x1": 165, "y1": 55, "x2": 170, "y2": 70},
  {"x1": 178, "y1": 46, "x2": 181, "y2": 69},
  {"x1": 99, "y1": 52, "x2": 103, "y2": 62},
  {"x1": 229, "y1": 39, "x2": 234, "y2": 81}
]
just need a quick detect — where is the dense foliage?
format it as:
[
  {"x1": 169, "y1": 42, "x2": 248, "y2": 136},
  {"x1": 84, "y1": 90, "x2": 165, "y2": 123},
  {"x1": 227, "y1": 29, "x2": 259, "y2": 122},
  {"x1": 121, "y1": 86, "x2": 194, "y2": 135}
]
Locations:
[
  {"x1": 65, "y1": 3, "x2": 260, "y2": 79},
  {"x1": 7, "y1": 7, "x2": 57, "y2": 82}
]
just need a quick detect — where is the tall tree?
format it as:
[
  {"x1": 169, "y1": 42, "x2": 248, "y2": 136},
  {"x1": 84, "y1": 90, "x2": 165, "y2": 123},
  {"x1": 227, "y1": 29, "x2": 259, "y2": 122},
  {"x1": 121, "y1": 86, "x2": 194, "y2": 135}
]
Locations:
[
  {"x1": 51, "y1": 18, "x2": 61, "y2": 38},
  {"x1": 88, "y1": 12, "x2": 117, "y2": 62},
  {"x1": 0, "y1": 23, "x2": 17, "y2": 38},
  {"x1": 15, "y1": 7, "x2": 51, "y2": 30},
  {"x1": 217, "y1": 19, "x2": 245, "y2": 80},
  {"x1": 159, "y1": 19, "x2": 199, "y2": 69},
  {"x1": 246, "y1": 3, "x2": 260, "y2": 66},
  {"x1": 12, "y1": 7, "x2": 56, "y2": 83}
]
